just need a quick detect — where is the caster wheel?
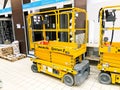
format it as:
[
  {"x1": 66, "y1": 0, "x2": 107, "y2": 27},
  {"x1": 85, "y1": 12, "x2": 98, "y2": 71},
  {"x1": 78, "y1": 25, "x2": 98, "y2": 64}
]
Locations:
[
  {"x1": 31, "y1": 64, "x2": 38, "y2": 73},
  {"x1": 63, "y1": 74, "x2": 74, "y2": 86},
  {"x1": 98, "y1": 72, "x2": 111, "y2": 84}
]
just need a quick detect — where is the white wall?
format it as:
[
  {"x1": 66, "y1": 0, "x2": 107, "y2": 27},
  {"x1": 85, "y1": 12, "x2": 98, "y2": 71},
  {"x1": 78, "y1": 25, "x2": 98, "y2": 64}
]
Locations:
[
  {"x1": 87, "y1": 0, "x2": 120, "y2": 47},
  {"x1": 0, "y1": 0, "x2": 11, "y2": 9}
]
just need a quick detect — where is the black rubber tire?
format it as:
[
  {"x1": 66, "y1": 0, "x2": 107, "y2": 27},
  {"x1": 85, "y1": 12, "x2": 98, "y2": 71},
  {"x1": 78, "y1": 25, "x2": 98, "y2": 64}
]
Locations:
[
  {"x1": 98, "y1": 72, "x2": 111, "y2": 84},
  {"x1": 31, "y1": 64, "x2": 38, "y2": 73},
  {"x1": 63, "y1": 74, "x2": 74, "y2": 86}
]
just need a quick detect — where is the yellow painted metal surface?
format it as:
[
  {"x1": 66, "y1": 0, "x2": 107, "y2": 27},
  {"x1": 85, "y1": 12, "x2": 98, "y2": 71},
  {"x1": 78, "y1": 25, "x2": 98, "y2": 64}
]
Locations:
[
  {"x1": 27, "y1": 8, "x2": 88, "y2": 50},
  {"x1": 97, "y1": 64, "x2": 120, "y2": 73},
  {"x1": 111, "y1": 73, "x2": 120, "y2": 84},
  {"x1": 31, "y1": 58, "x2": 77, "y2": 79},
  {"x1": 111, "y1": 73, "x2": 116, "y2": 84},
  {"x1": 35, "y1": 50, "x2": 50, "y2": 62},
  {"x1": 101, "y1": 53, "x2": 120, "y2": 68},
  {"x1": 34, "y1": 41, "x2": 86, "y2": 68},
  {"x1": 51, "y1": 52, "x2": 74, "y2": 68}
]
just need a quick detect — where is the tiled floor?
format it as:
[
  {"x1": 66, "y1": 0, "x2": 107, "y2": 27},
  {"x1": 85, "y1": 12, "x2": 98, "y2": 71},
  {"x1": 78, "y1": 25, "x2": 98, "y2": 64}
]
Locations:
[{"x1": 0, "y1": 58, "x2": 119, "y2": 90}]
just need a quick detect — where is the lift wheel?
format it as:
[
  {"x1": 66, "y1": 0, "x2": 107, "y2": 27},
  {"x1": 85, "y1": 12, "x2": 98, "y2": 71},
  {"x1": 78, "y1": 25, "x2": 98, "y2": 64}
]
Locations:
[
  {"x1": 98, "y1": 72, "x2": 111, "y2": 84},
  {"x1": 31, "y1": 64, "x2": 38, "y2": 73},
  {"x1": 63, "y1": 74, "x2": 74, "y2": 86}
]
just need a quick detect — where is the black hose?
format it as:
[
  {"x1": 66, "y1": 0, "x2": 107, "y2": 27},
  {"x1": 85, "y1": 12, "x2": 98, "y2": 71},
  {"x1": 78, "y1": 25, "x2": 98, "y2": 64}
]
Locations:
[
  {"x1": 110, "y1": 22, "x2": 115, "y2": 45},
  {"x1": 109, "y1": 9, "x2": 116, "y2": 45}
]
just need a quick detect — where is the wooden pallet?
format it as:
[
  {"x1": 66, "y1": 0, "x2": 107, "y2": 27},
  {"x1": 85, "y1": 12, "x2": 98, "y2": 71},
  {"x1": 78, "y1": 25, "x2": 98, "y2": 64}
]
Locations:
[
  {"x1": 0, "y1": 56, "x2": 16, "y2": 62},
  {"x1": 0, "y1": 54, "x2": 26, "y2": 62},
  {"x1": 85, "y1": 55, "x2": 100, "y2": 61}
]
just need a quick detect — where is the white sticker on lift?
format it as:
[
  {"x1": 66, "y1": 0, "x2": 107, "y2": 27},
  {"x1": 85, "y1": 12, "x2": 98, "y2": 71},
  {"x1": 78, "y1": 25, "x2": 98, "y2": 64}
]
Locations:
[{"x1": 48, "y1": 67, "x2": 52, "y2": 73}]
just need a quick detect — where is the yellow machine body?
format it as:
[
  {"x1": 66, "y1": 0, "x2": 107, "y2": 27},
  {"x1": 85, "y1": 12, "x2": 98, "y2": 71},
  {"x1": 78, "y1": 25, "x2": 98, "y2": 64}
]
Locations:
[
  {"x1": 98, "y1": 5, "x2": 120, "y2": 84},
  {"x1": 32, "y1": 42, "x2": 86, "y2": 78},
  {"x1": 28, "y1": 8, "x2": 90, "y2": 86},
  {"x1": 34, "y1": 41, "x2": 86, "y2": 68}
]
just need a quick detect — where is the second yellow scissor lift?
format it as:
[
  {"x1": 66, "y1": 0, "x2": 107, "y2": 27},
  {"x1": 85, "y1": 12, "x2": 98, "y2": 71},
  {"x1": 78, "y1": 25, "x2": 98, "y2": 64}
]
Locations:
[{"x1": 98, "y1": 5, "x2": 120, "y2": 84}]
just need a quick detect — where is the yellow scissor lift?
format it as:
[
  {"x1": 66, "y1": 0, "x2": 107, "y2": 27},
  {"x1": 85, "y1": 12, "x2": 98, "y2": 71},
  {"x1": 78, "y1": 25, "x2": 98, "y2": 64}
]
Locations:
[
  {"x1": 98, "y1": 5, "x2": 120, "y2": 84},
  {"x1": 27, "y1": 8, "x2": 90, "y2": 86}
]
